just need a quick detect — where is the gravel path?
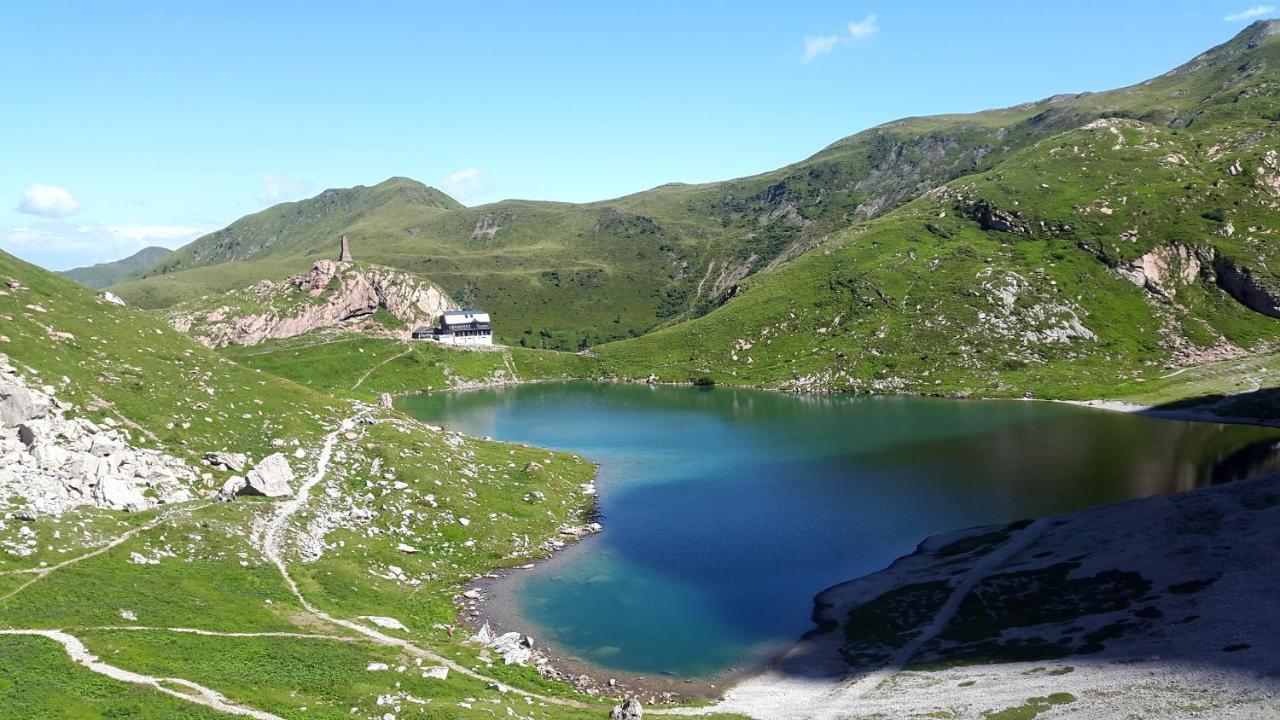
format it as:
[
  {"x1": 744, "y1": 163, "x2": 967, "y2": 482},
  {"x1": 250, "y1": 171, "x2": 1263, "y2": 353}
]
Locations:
[
  {"x1": 0, "y1": 504, "x2": 206, "y2": 600},
  {"x1": 261, "y1": 410, "x2": 599, "y2": 712},
  {"x1": 0, "y1": 628, "x2": 286, "y2": 719}
]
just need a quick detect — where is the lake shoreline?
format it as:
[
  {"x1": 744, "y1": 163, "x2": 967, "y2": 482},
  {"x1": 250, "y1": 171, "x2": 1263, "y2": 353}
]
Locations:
[
  {"x1": 695, "y1": 472, "x2": 1280, "y2": 719},
  {"x1": 400, "y1": 382, "x2": 1280, "y2": 713},
  {"x1": 459, "y1": 531, "x2": 754, "y2": 705},
  {"x1": 411, "y1": 366, "x2": 1280, "y2": 431}
]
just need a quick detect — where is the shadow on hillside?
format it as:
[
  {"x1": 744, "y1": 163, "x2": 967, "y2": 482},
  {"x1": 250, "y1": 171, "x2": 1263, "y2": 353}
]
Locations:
[
  {"x1": 750, "y1": 402, "x2": 1280, "y2": 685},
  {"x1": 1140, "y1": 386, "x2": 1280, "y2": 425}
]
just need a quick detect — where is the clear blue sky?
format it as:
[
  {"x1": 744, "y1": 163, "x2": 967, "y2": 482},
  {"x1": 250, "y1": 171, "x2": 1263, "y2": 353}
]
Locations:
[{"x1": 2, "y1": 1, "x2": 1274, "y2": 269}]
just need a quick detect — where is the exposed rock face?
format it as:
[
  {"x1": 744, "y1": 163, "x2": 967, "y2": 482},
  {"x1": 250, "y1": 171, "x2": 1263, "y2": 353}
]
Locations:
[
  {"x1": 0, "y1": 355, "x2": 198, "y2": 516},
  {"x1": 1117, "y1": 243, "x2": 1207, "y2": 298},
  {"x1": 169, "y1": 260, "x2": 455, "y2": 348},
  {"x1": 471, "y1": 212, "x2": 509, "y2": 241},
  {"x1": 975, "y1": 269, "x2": 1096, "y2": 345},
  {"x1": 1211, "y1": 255, "x2": 1280, "y2": 318},
  {"x1": 610, "y1": 698, "x2": 643, "y2": 720},
  {"x1": 243, "y1": 453, "x2": 294, "y2": 497},
  {"x1": 956, "y1": 199, "x2": 1032, "y2": 235}
]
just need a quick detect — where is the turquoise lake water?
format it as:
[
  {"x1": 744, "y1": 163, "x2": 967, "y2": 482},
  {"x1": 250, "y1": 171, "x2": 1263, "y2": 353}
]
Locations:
[{"x1": 398, "y1": 383, "x2": 1280, "y2": 678}]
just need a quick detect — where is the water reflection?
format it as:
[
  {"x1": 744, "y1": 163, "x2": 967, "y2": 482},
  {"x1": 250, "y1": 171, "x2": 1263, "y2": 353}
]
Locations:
[{"x1": 399, "y1": 384, "x2": 1280, "y2": 677}]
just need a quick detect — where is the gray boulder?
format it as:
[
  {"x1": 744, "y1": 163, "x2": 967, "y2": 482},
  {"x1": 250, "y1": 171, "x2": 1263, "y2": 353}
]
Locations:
[
  {"x1": 610, "y1": 698, "x2": 643, "y2": 720},
  {"x1": 1, "y1": 385, "x2": 46, "y2": 428},
  {"x1": 204, "y1": 451, "x2": 248, "y2": 472},
  {"x1": 219, "y1": 475, "x2": 247, "y2": 500},
  {"x1": 243, "y1": 453, "x2": 294, "y2": 497},
  {"x1": 93, "y1": 474, "x2": 147, "y2": 511}
]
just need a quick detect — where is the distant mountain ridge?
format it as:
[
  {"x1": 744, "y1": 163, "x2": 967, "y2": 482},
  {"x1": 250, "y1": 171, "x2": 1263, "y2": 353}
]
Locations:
[
  {"x1": 115, "y1": 21, "x2": 1280, "y2": 356},
  {"x1": 60, "y1": 245, "x2": 173, "y2": 289}
]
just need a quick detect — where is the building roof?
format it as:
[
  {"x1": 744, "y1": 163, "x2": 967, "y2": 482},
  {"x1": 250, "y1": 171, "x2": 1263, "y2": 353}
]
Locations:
[{"x1": 441, "y1": 310, "x2": 491, "y2": 327}]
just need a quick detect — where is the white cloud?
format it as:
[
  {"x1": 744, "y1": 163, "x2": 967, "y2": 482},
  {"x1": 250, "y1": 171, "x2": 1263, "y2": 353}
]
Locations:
[
  {"x1": 256, "y1": 172, "x2": 312, "y2": 206},
  {"x1": 848, "y1": 14, "x2": 879, "y2": 40},
  {"x1": 1, "y1": 222, "x2": 204, "y2": 271},
  {"x1": 803, "y1": 34, "x2": 840, "y2": 62},
  {"x1": 1224, "y1": 5, "x2": 1274, "y2": 20},
  {"x1": 440, "y1": 168, "x2": 488, "y2": 203},
  {"x1": 105, "y1": 225, "x2": 205, "y2": 245},
  {"x1": 802, "y1": 14, "x2": 880, "y2": 62},
  {"x1": 17, "y1": 184, "x2": 82, "y2": 217}
]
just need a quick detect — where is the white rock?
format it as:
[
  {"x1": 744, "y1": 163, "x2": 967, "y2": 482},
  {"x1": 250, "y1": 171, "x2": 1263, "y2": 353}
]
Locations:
[
  {"x1": 244, "y1": 453, "x2": 294, "y2": 497},
  {"x1": 204, "y1": 451, "x2": 247, "y2": 472},
  {"x1": 94, "y1": 475, "x2": 147, "y2": 511},
  {"x1": 360, "y1": 616, "x2": 408, "y2": 631},
  {"x1": 219, "y1": 475, "x2": 248, "y2": 500}
]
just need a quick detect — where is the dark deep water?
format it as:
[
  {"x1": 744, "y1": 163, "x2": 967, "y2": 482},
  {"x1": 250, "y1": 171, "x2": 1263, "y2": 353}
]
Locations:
[{"x1": 398, "y1": 383, "x2": 1280, "y2": 678}]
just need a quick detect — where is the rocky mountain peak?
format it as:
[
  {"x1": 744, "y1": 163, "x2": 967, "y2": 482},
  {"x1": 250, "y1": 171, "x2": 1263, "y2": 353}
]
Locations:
[{"x1": 1162, "y1": 18, "x2": 1280, "y2": 77}]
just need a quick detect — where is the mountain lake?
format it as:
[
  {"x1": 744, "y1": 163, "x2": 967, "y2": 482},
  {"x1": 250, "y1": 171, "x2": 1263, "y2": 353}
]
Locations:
[{"x1": 398, "y1": 383, "x2": 1280, "y2": 680}]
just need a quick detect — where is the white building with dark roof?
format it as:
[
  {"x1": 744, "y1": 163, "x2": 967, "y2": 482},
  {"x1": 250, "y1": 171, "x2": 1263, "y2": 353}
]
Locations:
[{"x1": 414, "y1": 310, "x2": 493, "y2": 346}]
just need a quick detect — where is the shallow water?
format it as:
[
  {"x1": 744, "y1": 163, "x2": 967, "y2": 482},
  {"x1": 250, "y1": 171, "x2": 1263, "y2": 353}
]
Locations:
[{"x1": 398, "y1": 383, "x2": 1280, "y2": 678}]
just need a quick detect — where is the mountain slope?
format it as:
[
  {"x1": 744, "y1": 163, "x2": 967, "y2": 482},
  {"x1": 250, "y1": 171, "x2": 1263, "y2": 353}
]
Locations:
[
  {"x1": 59, "y1": 245, "x2": 173, "y2": 289},
  {"x1": 0, "y1": 249, "x2": 625, "y2": 718},
  {"x1": 597, "y1": 71, "x2": 1280, "y2": 395},
  {"x1": 116, "y1": 22, "x2": 1280, "y2": 358}
]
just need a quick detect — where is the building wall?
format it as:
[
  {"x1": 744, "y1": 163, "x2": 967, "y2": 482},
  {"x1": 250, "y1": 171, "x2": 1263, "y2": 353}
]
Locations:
[{"x1": 436, "y1": 332, "x2": 493, "y2": 347}]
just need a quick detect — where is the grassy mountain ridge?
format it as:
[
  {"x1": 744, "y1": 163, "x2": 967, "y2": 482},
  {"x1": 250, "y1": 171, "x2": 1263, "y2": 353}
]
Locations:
[
  {"x1": 596, "y1": 92, "x2": 1280, "y2": 396},
  {"x1": 116, "y1": 22, "x2": 1280, "y2": 363},
  {"x1": 58, "y1": 245, "x2": 173, "y2": 289}
]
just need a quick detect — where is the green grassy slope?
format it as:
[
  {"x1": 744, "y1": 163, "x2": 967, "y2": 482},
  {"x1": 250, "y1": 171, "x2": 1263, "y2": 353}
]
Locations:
[
  {"x1": 58, "y1": 246, "x2": 174, "y2": 290},
  {"x1": 116, "y1": 22, "x2": 1280, "y2": 352},
  {"x1": 221, "y1": 333, "x2": 605, "y2": 402},
  {"x1": 594, "y1": 76, "x2": 1280, "y2": 398},
  {"x1": 0, "y1": 250, "x2": 649, "y2": 717}
]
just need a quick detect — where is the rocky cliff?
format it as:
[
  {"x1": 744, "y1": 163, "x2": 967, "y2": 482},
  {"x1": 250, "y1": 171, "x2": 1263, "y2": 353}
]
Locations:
[{"x1": 169, "y1": 259, "x2": 455, "y2": 348}]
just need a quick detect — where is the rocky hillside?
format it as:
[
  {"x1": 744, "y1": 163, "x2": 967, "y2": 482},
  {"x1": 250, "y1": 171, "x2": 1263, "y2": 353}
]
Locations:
[
  {"x1": 168, "y1": 258, "x2": 454, "y2": 348},
  {"x1": 59, "y1": 246, "x2": 173, "y2": 289},
  {"x1": 0, "y1": 250, "x2": 623, "y2": 718},
  {"x1": 710, "y1": 473, "x2": 1280, "y2": 719},
  {"x1": 111, "y1": 22, "x2": 1280, "y2": 353},
  {"x1": 1, "y1": 352, "x2": 198, "y2": 516}
]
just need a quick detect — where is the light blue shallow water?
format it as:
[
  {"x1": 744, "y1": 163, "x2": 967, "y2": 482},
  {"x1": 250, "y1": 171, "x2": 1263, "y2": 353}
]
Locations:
[{"x1": 398, "y1": 383, "x2": 1280, "y2": 678}]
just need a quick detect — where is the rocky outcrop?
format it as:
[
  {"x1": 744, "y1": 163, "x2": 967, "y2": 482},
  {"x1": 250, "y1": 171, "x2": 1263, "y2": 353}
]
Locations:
[
  {"x1": 169, "y1": 259, "x2": 455, "y2": 348},
  {"x1": 1117, "y1": 243, "x2": 1208, "y2": 298},
  {"x1": 468, "y1": 622, "x2": 535, "y2": 665},
  {"x1": 0, "y1": 355, "x2": 198, "y2": 517},
  {"x1": 1211, "y1": 254, "x2": 1280, "y2": 318},
  {"x1": 471, "y1": 212, "x2": 509, "y2": 241},
  {"x1": 956, "y1": 199, "x2": 1032, "y2": 235}
]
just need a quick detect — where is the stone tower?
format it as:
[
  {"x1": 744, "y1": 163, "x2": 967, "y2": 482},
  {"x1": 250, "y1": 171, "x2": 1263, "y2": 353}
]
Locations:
[{"x1": 339, "y1": 234, "x2": 352, "y2": 262}]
